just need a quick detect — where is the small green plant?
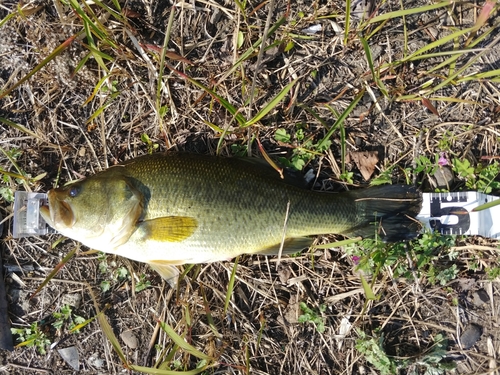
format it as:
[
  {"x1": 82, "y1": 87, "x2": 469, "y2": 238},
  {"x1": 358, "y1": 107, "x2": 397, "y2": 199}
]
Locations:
[
  {"x1": 452, "y1": 158, "x2": 475, "y2": 184},
  {"x1": 414, "y1": 232, "x2": 455, "y2": 269},
  {"x1": 428, "y1": 264, "x2": 459, "y2": 286},
  {"x1": 370, "y1": 167, "x2": 397, "y2": 186},
  {"x1": 100, "y1": 280, "x2": 111, "y2": 292},
  {"x1": 486, "y1": 266, "x2": 500, "y2": 280},
  {"x1": 437, "y1": 131, "x2": 453, "y2": 151},
  {"x1": 452, "y1": 159, "x2": 500, "y2": 193},
  {"x1": 409, "y1": 333, "x2": 455, "y2": 375},
  {"x1": 135, "y1": 274, "x2": 151, "y2": 292},
  {"x1": 356, "y1": 331, "x2": 454, "y2": 375},
  {"x1": 339, "y1": 171, "x2": 354, "y2": 184},
  {"x1": 230, "y1": 143, "x2": 248, "y2": 157},
  {"x1": 0, "y1": 174, "x2": 15, "y2": 203},
  {"x1": 11, "y1": 323, "x2": 51, "y2": 354},
  {"x1": 98, "y1": 255, "x2": 131, "y2": 292},
  {"x1": 52, "y1": 304, "x2": 85, "y2": 331},
  {"x1": 0, "y1": 148, "x2": 24, "y2": 202},
  {"x1": 415, "y1": 154, "x2": 439, "y2": 177},
  {"x1": 347, "y1": 231, "x2": 458, "y2": 285},
  {"x1": 141, "y1": 133, "x2": 159, "y2": 154},
  {"x1": 274, "y1": 126, "x2": 331, "y2": 171},
  {"x1": 298, "y1": 302, "x2": 326, "y2": 333},
  {"x1": 474, "y1": 161, "x2": 500, "y2": 193},
  {"x1": 356, "y1": 330, "x2": 398, "y2": 375}
]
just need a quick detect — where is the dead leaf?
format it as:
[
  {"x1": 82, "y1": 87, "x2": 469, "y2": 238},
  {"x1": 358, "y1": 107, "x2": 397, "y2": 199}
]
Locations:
[
  {"x1": 165, "y1": 50, "x2": 195, "y2": 65},
  {"x1": 422, "y1": 97, "x2": 439, "y2": 116},
  {"x1": 350, "y1": 151, "x2": 379, "y2": 181},
  {"x1": 283, "y1": 294, "x2": 300, "y2": 324},
  {"x1": 277, "y1": 265, "x2": 292, "y2": 284}
]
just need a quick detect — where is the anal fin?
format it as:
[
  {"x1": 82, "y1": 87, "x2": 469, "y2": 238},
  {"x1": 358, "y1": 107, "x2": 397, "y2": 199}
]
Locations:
[{"x1": 148, "y1": 260, "x2": 181, "y2": 287}]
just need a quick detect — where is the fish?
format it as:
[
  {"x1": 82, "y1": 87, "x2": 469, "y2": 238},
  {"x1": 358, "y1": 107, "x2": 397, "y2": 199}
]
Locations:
[{"x1": 40, "y1": 153, "x2": 422, "y2": 285}]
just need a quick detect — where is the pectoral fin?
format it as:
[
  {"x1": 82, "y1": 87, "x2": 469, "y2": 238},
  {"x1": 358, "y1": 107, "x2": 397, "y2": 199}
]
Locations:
[
  {"x1": 140, "y1": 216, "x2": 198, "y2": 242},
  {"x1": 148, "y1": 260, "x2": 181, "y2": 287},
  {"x1": 256, "y1": 237, "x2": 312, "y2": 256}
]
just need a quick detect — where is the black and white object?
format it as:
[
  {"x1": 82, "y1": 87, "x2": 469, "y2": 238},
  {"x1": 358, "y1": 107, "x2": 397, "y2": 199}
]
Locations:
[
  {"x1": 417, "y1": 192, "x2": 500, "y2": 238},
  {"x1": 11, "y1": 191, "x2": 500, "y2": 240}
]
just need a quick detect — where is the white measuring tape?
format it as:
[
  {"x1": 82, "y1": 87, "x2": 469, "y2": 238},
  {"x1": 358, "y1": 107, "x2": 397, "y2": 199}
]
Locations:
[
  {"x1": 417, "y1": 192, "x2": 500, "y2": 239},
  {"x1": 11, "y1": 191, "x2": 500, "y2": 239}
]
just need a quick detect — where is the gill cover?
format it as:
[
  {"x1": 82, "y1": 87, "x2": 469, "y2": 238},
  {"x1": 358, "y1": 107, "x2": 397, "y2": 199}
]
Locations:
[{"x1": 45, "y1": 167, "x2": 144, "y2": 251}]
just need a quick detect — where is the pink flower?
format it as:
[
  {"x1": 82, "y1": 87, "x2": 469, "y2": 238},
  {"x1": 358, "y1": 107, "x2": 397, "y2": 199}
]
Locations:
[{"x1": 438, "y1": 152, "x2": 449, "y2": 166}]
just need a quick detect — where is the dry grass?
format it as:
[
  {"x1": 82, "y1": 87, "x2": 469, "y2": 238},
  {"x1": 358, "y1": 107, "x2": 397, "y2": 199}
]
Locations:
[{"x1": 1, "y1": 0, "x2": 500, "y2": 374}]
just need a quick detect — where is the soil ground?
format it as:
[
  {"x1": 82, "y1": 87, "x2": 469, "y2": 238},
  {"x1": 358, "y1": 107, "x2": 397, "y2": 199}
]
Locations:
[{"x1": 0, "y1": 1, "x2": 500, "y2": 374}]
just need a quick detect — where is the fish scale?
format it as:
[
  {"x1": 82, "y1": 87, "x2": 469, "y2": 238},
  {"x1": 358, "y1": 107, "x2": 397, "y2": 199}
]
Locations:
[{"x1": 122, "y1": 154, "x2": 355, "y2": 249}]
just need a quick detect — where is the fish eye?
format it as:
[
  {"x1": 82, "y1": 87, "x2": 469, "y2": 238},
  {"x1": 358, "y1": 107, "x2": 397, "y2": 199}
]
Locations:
[{"x1": 69, "y1": 185, "x2": 81, "y2": 198}]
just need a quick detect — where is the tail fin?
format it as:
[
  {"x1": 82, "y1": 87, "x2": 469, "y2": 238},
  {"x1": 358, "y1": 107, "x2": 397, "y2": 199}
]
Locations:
[{"x1": 346, "y1": 185, "x2": 423, "y2": 242}]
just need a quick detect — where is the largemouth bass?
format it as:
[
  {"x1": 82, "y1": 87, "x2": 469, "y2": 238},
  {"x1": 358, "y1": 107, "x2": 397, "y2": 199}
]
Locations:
[{"x1": 40, "y1": 153, "x2": 422, "y2": 284}]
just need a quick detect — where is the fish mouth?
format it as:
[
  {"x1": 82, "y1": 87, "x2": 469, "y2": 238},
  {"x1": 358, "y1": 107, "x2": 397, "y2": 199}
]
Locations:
[{"x1": 44, "y1": 190, "x2": 76, "y2": 229}]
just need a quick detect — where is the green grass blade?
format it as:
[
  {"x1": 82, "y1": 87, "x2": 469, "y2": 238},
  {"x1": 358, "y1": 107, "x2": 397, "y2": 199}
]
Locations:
[
  {"x1": 244, "y1": 78, "x2": 299, "y2": 127},
  {"x1": 29, "y1": 248, "x2": 77, "y2": 299},
  {"x1": 400, "y1": 0, "x2": 409, "y2": 58},
  {"x1": 158, "y1": 321, "x2": 212, "y2": 361},
  {"x1": 82, "y1": 21, "x2": 109, "y2": 73},
  {"x1": 360, "y1": 36, "x2": 388, "y2": 97},
  {"x1": 224, "y1": 257, "x2": 238, "y2": 314},
  {"x1": 0, "y1": 167, "x2": 26, "y2": 180},
  {"x1": 0, "y1": 117, "x2": 54, "y2": 145},
  {"x1": 200, "y1": 285, "x2": 222, "y2": 338},
  {"x1": 215, "y1": 16, "x2": 286, "y2": 85},
  {"x1": 367, "y1": 1, "x2": 461, "y2": 24},
  {"x1": 169, "y1": 67, "x2": 247, "y2": 126},
  {"x1": 68, "y1": 0, "x2": 115, "y2": 48},
  {"x1": 83, "y1": 73, "x2": 114, "y2": 106},
  {"x1": 0, "y1": 10, "x2": 17, "y2": 28},
  {"x1": 0, "y1": 4, "x2": 44, "y2": 27},
  {"x1": 317, "y1": 89, "x2": 365, "y2": 151},
  {"x1": 0, "y1": 34, "x2": 78, "y2": 99},
  {"x1": 359, "y1": 274, "x2": 377, "y2": 300},
  {"x1": 98, "y1": 310, "x2": 129, "y2": 366},
  {"x1": 402, "y1": 26, "x2": 474, "y2": 63},
  {"x1": 129, "y1": 365, "x2": 209, "y2": 375},
  {"x1": 83, "y1": 42, "x2": 115, "y2": 62},
  {"x1": 472, "y1": 199, "x2": 500, "y2": 212},
  {"x1": 406, "y1": 49, "x2": 486, "y2": 61},
  {"x1": 0, "y1": 147, "x2": 31, "y2": 191},
  {"x1": 110, "y1": 0, "x2": 122, "y2": 12},
  {"x1": 344, "y1": 0, "x2": 351, "y2": 45},
  {"x1": 426, "y1": 25, "x2": 495, "y2": 74},
  {"x1": 458, "y1": 69, "x2": 500, "y2": 81},
  {"x1": 91, "y1": 0, "x2": 124, "y2": 23},
  {"x1": 85, "y1": 91, "x2": 120, "y2": 124},
  {"x1": 422, "y1": 50, "x2": 491, "y2": 96},
  {"x1": 156, "y1": 5, "x2": 176, "y2": 137},
  {"x1": 72, "y1": 51, "x2": 92, "y2": 77}
]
